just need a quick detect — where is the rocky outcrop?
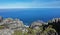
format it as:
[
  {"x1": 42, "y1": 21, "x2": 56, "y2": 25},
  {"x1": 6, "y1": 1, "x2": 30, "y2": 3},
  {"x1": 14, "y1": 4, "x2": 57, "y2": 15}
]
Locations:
[
  {"x1": 0, "y1": 17, "x2": 25, "y2": 35},
  {"x1": 8, "y1": 18, "x2": 24, "y2": 29},
  {"x1": 3, "y1": 18, "x2": 24, "y2": 29},
  {"x1": 30, "y1": 20, "x2": 47, "y2": 28},
  {"x1": 0, "y1": 18, "x2": 24, "y2": 30},
  {"x1": 0, "y1": 16, "x2": 59, "y2": 35},
  {"x1": 0, "y1": 28, "x2": 14, "y2": 35}
]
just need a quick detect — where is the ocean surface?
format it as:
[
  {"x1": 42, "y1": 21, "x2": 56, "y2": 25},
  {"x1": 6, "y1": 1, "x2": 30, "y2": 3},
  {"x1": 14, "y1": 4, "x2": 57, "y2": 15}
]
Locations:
[{"x1": 0, "y1": 8, "x2": 60, "y2": 25}]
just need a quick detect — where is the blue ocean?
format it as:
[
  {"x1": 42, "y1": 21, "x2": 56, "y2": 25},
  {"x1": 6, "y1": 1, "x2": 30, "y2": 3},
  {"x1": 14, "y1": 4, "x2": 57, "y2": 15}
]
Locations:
[{"x1": 0, "y1": 8, "x2": 60, "y2": 25}]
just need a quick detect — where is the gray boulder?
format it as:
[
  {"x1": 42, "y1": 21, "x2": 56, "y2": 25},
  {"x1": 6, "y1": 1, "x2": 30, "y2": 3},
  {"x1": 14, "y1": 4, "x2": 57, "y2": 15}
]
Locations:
[{"x1": 30, "y1": 20, "x2": 47, "y2": 28}]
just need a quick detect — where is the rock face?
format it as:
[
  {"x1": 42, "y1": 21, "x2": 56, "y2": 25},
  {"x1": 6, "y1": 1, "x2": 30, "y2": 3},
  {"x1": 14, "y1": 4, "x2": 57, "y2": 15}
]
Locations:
[
  {"x1": 0, "y1": 16, "x2": 59, "y2": 35},
  {"x1": 30, "y1": 20, "x2": 47, "y2": 30},
  {"x1": 0, "y1": 18, "x2": 25, "y2": 35},
  {"x1": 0, "y1": 29, "x2": 14, "y2": 35},
  {"x1": 48, "y1": 18, "x2": 60, "y2": 35},
  {"x1": 29, "y1": 20, "x2": 46, "y2": 35},
  {"x1": 3, "y1": 18, "x2": 24, "y2": 29},
  {"x1": 8, "y1": 19, "x2": 24, "y2": 29}
]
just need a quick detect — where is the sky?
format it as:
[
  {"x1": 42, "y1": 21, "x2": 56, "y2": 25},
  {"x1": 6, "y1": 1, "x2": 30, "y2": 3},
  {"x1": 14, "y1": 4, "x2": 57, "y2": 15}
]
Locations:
[{"x1": 0, "y1": 0, "x2": 60, "y2": 8}]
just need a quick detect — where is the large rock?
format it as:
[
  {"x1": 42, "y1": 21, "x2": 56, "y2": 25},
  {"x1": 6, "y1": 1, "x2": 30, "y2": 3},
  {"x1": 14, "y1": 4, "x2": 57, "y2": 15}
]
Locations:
[
  {"x1": 3, "y1": 18, "x2": 13, "y2": 23},
  {"x1": 0, "y1": 28, "x2": 14, "y2": 35},
  {"x1": 2, "y1": 18, "x2": 24, "y2": 30},
  {"x1": 30, "y1": 20, "x2": 47, "y2": 28},
  {"x1": 29, "y1": 20, "x2": 49, "y2": 35},
  {"x1": 8, "y1": 18, "x2": 24, "y2": 29}
]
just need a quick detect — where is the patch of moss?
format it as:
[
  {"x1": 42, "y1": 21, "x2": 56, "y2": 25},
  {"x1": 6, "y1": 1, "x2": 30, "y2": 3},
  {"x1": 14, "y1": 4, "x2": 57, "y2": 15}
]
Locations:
[
  {"x1": 0, "y1": 26, "x2": 4, "y2": 29},
  {"x1": 12, "y1": 30, "x2": 23, "y2": 35}
]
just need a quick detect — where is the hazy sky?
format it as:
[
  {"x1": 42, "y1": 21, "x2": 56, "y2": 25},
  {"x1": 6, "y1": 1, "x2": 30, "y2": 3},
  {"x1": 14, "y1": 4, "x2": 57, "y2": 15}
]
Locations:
[{"x1": 0, "y1": 0, "x2": 60, "y2": 8}]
